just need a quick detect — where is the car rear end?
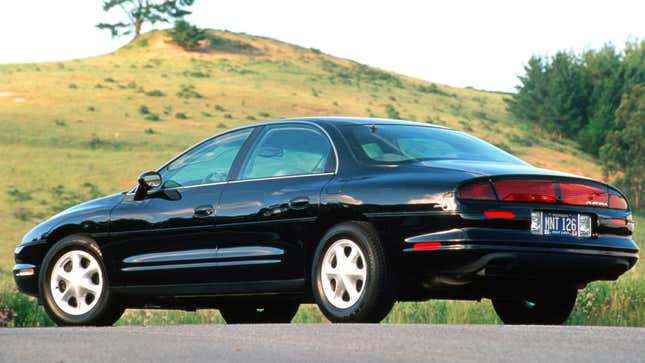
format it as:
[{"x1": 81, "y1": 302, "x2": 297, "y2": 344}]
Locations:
[{"x1": 402, "y1": 175, "x2": 638, "y2": 298}]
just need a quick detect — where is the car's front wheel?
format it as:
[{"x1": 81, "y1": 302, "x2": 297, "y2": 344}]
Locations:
[
  {"x1": 219, "y1": 303, "x2": 300, "y2": 324},
  {"x1": 40, "y1": 235, "x2": 124, "y2": 326},
  {"x1": 312, "y1": 222, "x2": 395, "y2": 323},
  {"x1": 492, "y1": 287, "x2": 578, "y2": 325}
]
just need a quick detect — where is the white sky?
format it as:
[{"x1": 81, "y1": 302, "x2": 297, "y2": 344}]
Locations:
[{"x1": 0, "y1": 0, "x2": 643, "y2": 92}]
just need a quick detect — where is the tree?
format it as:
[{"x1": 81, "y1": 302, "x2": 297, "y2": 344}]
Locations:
[
  {"x1": 506, "y1": 56, "x2": 548, "y2": 128},
  {"x1": 169, "y1": 19, "x2": 206, "y2": 50},
  {"x1": 599, "y1": 85, "x2": 645, "y2": 208},
  {"x1": 96, "y1": 0, "x2": 195, "y2": 39}
]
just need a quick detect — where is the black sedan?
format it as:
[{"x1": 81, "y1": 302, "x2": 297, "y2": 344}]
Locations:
[{"x1": 14, "y1": 117, "x2": 638, "y2": 325}]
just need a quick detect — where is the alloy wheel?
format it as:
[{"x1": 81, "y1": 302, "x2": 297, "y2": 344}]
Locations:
[
  {"x1": 49, "y1": 250, "x2": 103, "y2": 316},
  {"x1": 320, "y1": 239, "x2": 367, "y2": 309}
]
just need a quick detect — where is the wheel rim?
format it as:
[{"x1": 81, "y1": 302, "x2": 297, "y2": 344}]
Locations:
[
  {"x1": 320, "y1": 239, "x2": 367, "y2": 309},
  {"x1": 50, "y1": 250, "x2": 103, "y2": 316}
]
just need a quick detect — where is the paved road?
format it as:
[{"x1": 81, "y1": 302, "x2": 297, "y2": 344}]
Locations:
[{"x1": 1, "y1": 324, "x2": 643, "y2": 363}]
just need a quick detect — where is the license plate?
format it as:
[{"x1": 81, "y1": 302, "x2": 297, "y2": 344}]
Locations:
[{"x1": 530, "y1": 212, "x2": 591, "y2": 238}]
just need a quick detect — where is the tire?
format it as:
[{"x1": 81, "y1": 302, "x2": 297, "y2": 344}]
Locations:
[
  {"x1": 492, "y1": 287, "x2": 578, "y2": 325},
  {"x1": 311, "y1": 221, "x2": 395, "y2": 323},
  {"x1": 219, "y1": 302, "x2": 300, "y2": 324},
  {"x1": 39, "y1": 235, "x2": 124, "y2": 326}
]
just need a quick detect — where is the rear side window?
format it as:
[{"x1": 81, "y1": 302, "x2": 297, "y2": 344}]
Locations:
[
  {"x1": 341, "y1": 125, "x2": 526, "y2": 165},
  {"x1": 240, "y1": 125, "x2": 334, "y2": 179}
]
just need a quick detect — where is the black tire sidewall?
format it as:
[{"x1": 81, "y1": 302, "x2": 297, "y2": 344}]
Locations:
[
  {"x1": 39, "y1": 235, "x2": 118, "y2": 326},
  {"x1": 312, "y1": 222, "x2": 393, "y2": 322},
  {"x1": 492, "y1": 288, "x2": 578, "y2": 325}
]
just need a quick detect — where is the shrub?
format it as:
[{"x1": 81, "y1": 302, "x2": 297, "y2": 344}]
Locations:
[
  {"x1": 139, "y1": 105, "x2": 150, "y2": 115},
  {"x1": 177, "y1": 84, "x2": 203, "y2": 99},
  {"x1": 201, "y1": 111, "x2": 212, "y2": 117},
  {"x1": 259, "y1": 112, "x2": 270, "y2": 117},
  {"x1": 144, "y1": 113, "x2": 161, "y2": 121},
  {"x1": 310, "y1": 47, "x2": 322, "y2": 54},
  {"x1": 183, "y1": 70, "x2": 210, "y2": 78},
  {"x1": 144, "y1": 128, "x2": 156, "y2": 134},
  {"x1": 417, "y1": 83, "x2": 454, "y2": 97},
  {"x1": 206, "y1": 34, "x2": 255, "y2": 53},
  {"x1": 87, "y1": 106, "x2": 96, "y2": 112},
  {"x1": 175, "y1": 112, "x2": 188, "y2": 119},
  {"x1": 145, "y1": 89, "x2": 166, "y2": 97},
  {"x1": 385, "y1": 104, "x2": 401, "y2": 119},
  {"x1": 54, "y1": 119, "x2": 67, "y2": 127},
  {"x1": 217, "y1": 122, "x2": 227, "y2": 128},
  {"x1": 246, "y1": 115, "x2": 257, "y2": 121},
  {"x1": 104, "y1": 77, "x2": 116, "y2": 83},
  {"x1": 224, "y1": 113, "x2": 233, "y2": 119},
  {"x1": 68, "y1": 83, "x2": 78, "y2": 89},
  {"x1": 169, "y1": 20, "x2": 206, "y2": 50},
  {"x1": 214, "y1": 104, "x2": 226, "y2": 112}
]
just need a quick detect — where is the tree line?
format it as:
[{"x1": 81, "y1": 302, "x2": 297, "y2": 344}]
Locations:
[{"x1": 507, "y1": 41, "x2": 644, "y2": 208}]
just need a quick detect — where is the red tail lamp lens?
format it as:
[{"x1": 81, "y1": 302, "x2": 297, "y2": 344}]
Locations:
[
  {"x1": 459, "y1": 181, "x2": 496, "y2": 200},
  {"x1": 609, "y1": 193, "x2": 628, "y2": 210},
  {"x1": 413, "y1": 242, "x2": 442, "y2": 251},
  {"x1": 610, "y1": 218, "x2": 627, "y2": 225},
  {"x1": 494, "y1": 180, "x2": 557, "y2": 203},
  {"x1": 483, "y1": 210, "x2": 515, "y2": 219},
  {"x1": 560, "y1": 182, "x2": 607, "y2": 207}
]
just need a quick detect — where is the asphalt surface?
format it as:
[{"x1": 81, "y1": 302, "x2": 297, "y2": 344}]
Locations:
[{"x1": 1, "y1": 324, "x2": 643, "y2": 363}]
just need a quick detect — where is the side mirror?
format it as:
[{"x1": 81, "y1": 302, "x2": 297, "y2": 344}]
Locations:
[{"x1": 134, "y1": 171, "x2": 162, "y2": 201}]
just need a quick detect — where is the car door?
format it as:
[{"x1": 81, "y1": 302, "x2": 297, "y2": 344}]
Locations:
[
  {"x1": 214, "y1": 123, "x2": 337, "y2": 287},
  {"x1": 105, "y1": 127, "x2": 255, "y2": 287}
]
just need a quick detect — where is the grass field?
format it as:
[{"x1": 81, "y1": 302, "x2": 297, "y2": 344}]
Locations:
[{"x1": 0, "y1": 30, "x2": 639, "y2": 326}]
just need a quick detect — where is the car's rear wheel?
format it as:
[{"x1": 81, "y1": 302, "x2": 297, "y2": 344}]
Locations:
[
  {"x1": 219, "y1": 303, "x2": 300, "y2": 324},
  {"x1": 492, "y1": 287, "x2": 578, "y2": 325},
  {"x1": 312, "y1": 222, "x2": 395, "y2": 323},
  {"x1": 40, "y1": 235, "x2": 124, "y2": 326}
]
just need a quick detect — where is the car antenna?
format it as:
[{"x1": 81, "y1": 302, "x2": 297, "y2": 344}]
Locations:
[{"x1": 369, "y1": 124, "x2": 377, "y2": 133}]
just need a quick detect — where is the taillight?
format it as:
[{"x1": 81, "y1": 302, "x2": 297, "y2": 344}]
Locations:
[
  {"x1": 458, "y1": 178, "x2": 628, "y2": 210},
  {"x1": 608, "y1": 192, "x2": 628, "y2": 210},
  {"x1": 560, "y1": 182, "x2": 607, "y2": 207},
  {"x1": 458, "y1": 180, "x2": 496, "y2": 200},
  {"x1": 494, "y1": 180, "x2": 557, "y2": 203}
]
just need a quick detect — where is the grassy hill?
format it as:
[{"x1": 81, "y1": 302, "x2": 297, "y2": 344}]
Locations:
[{"x1": 0, "y1": 30, "x2": 641, "y2": 326}]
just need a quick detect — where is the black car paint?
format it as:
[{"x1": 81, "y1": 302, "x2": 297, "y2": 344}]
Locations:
[{"x1": 14, "y1": 117, "x2": 638, "y2": 307}]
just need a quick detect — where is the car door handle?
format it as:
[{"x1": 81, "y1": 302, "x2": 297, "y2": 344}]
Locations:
[
  {"x1": 288, "y1": 197, "x2": 310, "y2": 210},
  {"x1": 194, "y1": 205, "x2": 214, "y2": 218}
]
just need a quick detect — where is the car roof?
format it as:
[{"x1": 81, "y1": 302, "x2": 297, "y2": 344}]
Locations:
[{"x1": 282, "y1": 116, "x2": 449, "y2": 129}]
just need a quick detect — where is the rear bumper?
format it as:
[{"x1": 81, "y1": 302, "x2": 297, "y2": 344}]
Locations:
[{"x1": 402, "y1": 227, "x2": 639, "y2": 283}]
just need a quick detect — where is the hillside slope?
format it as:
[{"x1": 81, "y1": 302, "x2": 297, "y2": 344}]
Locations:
[{"x1": 0, "y1": 30, "x2": 621, "y2": 325}]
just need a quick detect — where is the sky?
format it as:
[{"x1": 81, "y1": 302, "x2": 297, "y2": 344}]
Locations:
[{"x1": 0, "y1": 0, "x2": 643, "y2": 92}]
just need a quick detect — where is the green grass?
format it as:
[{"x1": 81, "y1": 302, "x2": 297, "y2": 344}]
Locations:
[{"x1": 0, "y1": 29, "x2": 638, "y2": 327}]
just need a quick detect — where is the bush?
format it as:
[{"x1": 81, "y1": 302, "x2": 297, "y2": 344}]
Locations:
[
  {"x1": 177, "y1": 84, "x2": 203, "y2": 99},
  {"x1": 144, "y1": 113, "x2": 161, "y2": 121},
  {"x1": 68, "y1": 83, "x2": 78, "y2": 89},
  {"x1": 175, "y1": 112, "x2": 188, "y2": 119},
  {"x1": 145, "y1": 89, "x2": 166, "y2": 97},
  {"x1": 139, "y1": 105, "x2": 150, "y2": 115},
  {"x1": 144, "y1": 128, "x2": 156, "y2": 134},
  {"x1": 385, "y1": 104, "x2": 401, "y2": 119},
  {"x1": 169, "y1": 20, "x2": 206, "y2": 50},
  {"x1": 214, "y1": 104, "x2": 225, "y2": 112},
  {"x1": 0, "y1": 293, "x2": 52, "y2": 327}
]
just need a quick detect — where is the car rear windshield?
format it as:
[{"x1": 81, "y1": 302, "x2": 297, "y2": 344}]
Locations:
[{"x1": 341, "y1": 124, "x2": 526, "y2": 165}]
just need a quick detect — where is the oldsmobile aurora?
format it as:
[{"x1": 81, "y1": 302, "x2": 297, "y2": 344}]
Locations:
[{"x1": 14, "y1": 117, "x2": 638, "y2": 325}]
